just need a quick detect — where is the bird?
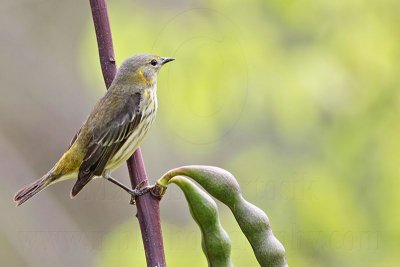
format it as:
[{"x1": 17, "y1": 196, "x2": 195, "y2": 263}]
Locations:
[{"x1": 14, "y1": 53, "x2": 174, "y2": 206}]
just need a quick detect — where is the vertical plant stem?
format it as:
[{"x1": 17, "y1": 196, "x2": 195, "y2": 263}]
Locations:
[
  {"x1": 88, "y1": 1, "x2": 166, "y2": 266},
  {"x1": 127, "y1": 150, "x2": 166, "y2": 266}
]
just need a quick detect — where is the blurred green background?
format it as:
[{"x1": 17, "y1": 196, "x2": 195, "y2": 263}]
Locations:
[{"x1": 1, "y1": 0, "x2": 399, "y2": 266}]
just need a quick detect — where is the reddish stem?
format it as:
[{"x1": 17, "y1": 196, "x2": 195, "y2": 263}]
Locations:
[
  {"x1": 127, "y1": 150, "x2": 166, "y2": 266},
  {"x1": 88, "y1": 0, "x2": 166, "y2": 266},
  {"x1": 89, "y1": 0, "x2": 116, "y2": 88}
]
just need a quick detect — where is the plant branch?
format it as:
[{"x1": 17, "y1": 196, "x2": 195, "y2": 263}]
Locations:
[
  {"x1": 89, "y1": 0, "x2": 116, "y2": 88},
  {"x1": 88, "y1": 1, "x2": 166, "y2": 266}
]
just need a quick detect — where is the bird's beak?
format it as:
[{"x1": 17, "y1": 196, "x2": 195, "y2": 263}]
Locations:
[{"x1": 161, "y1": 57, "x2": 175, "y2": 65}]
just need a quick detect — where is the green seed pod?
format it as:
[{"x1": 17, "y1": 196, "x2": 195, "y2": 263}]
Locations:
[
  {"x1": 158, "y1": 166, "x2": 240, "y2": 206},
  {"x1": 169, "y1": 176, "x2": 233, "y2": 267},
  {"x1": 158, "y1": 165, "x2": 288, "y2": 267},
  {"x1": 232, "y1": 196, "x2": 287, "y2": 267}
]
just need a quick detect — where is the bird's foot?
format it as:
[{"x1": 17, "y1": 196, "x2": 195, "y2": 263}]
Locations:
[
  {"x1": 128, "y1": 182, "x2": 168, "y2": 205},
  {"x1": 129, "y1": 181, "x2": 154, "y2": 205}
]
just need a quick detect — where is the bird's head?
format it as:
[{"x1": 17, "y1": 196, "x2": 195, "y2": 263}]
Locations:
[{"x1": 115, "y1": 54, "x2": 174, "y2": 87}]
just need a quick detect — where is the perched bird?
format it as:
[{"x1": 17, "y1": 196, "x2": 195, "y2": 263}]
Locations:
[{"x1": 14, "y1": 54, "x2": 174, "y2": 206}]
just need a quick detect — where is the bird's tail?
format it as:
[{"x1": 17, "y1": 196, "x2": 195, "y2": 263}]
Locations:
[{"x1": 14, "y1": 172, "x2": 55, "y2": 206}]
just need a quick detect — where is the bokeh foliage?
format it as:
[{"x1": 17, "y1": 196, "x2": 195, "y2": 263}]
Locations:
[{"x1": 78, "y1": 0, "x2": 400, "y2": 266}]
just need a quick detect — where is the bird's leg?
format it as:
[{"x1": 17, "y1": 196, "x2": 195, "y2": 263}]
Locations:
[{"x1": 103, "y1": 172, "x2": 153, "y2": 202}]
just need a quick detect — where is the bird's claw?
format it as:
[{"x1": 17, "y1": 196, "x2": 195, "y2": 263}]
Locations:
[{"x1": 129, "y1": 182, "x2": 154, "y2": 205}]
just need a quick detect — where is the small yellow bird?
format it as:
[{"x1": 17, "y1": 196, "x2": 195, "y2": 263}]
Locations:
[{"x1": 14, "y1": 54, "x2": 174, "y2": 206}]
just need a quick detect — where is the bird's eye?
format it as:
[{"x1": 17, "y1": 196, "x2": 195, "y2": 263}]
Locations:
[{"x1": 150, "y1": 59, "x2": 158, "y2": 66}]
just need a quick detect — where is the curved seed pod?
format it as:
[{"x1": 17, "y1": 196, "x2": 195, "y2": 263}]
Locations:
[
  {"x1": 169, "y1": 176, "x2": 233, "y2": 267},
  {"x1": 157, "y1": 166, "x2": 241, "y2": 206},
  {"x1": 157, "y1": 165, "x2": 288, "y2": 267}
]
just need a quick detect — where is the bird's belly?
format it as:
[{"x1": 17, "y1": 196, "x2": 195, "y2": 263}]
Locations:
[
  {"x1": 106, "y1": 114, "x2": 155, "y2": 171},
  {"x1": 105, "y1": 129, "x2": 143, "y2": 171}
]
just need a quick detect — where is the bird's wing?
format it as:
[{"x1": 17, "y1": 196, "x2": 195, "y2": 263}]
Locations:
[
  {"x1": 71, "y1": 92, "x2": 143, "y2": 197},
  {"x1": 68, "y1": 125, "x2": 83, "y2": 149}
]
